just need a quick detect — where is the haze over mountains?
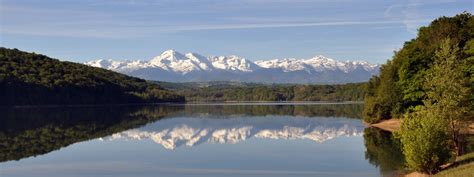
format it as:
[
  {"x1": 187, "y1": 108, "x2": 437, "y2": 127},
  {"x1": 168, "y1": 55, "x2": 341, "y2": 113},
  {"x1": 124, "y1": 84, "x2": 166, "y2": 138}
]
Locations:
[{"x1": 86, "y1": 50, "x2": 380, "y2": 84}]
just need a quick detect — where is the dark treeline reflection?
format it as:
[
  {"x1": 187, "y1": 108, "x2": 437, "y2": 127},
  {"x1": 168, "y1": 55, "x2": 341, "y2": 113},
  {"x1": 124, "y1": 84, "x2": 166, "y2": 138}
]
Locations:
[
  {"x1": 180, "y1": 103, "x2": 363, "y2": 119},
  {"x1": 0, "y1": 103, "x2": 362, "y2": 163},
  {"x1": 0, "y1": 105, "x2": 181, "y2": 163},
  {"x1": 363, "y1": 127, "x2": 405, "y2": 177}
]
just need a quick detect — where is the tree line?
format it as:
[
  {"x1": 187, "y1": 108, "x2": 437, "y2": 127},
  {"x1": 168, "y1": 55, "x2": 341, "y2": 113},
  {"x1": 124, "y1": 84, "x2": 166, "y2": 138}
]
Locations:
[
  {"x1": 364, "y1": 12, "x2": 473, "y2": 174},
  {"x1": 158, "y1": 81, "x2": 367, "y2": 102},
  {"x1": 363, "y1": 13, "x2": 473, "y2": 123},
  {"x1": 0, "y1": 48, "x2": 184, "y2": 106}
]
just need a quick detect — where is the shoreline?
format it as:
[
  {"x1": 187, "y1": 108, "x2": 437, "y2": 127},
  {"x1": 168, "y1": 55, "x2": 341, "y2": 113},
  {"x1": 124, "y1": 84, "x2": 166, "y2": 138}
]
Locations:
[
  {"x1": 364, "y1": 119, "x2": 401, "y2": 132},
  {"x1": 182, "y1": 101, "x2": 363, "y2": 105},
  {"x1": 366, "y1": 119, "x2": 474, "y2": 135}
]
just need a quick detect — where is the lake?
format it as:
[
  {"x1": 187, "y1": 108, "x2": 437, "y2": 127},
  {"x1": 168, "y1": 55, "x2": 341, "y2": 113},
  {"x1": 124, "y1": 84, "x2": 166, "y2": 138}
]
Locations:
[{"x1": 0, "y1": 103, "x2": 404, "y2": 177}]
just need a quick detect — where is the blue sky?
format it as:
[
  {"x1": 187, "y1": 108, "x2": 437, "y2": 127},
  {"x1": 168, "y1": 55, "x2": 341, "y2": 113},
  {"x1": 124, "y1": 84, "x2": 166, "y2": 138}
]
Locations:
[{"x1": 1, "y1": 0, "x2": 472, "y2": 64}]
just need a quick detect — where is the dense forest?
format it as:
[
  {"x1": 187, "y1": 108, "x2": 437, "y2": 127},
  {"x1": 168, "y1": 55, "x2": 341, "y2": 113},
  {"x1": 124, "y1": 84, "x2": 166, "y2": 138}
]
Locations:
[
  {"x1": 363, "y1": 13, "x2": 473, "y2": 123},
  {"x1": 0, "y1": 48, "x2": 184, "y2": 106},
  {"x1": 157, "y1": 81, "x2": 367, "y2": 102},
  {"x1": 363, "y1": 13, "x2": 473, "y2": 174}
]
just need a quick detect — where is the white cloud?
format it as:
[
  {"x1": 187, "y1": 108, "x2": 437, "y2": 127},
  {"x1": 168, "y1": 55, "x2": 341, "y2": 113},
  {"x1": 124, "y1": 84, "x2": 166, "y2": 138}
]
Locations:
[
  {"x1": 165, "y1": 20, "x2": 430, "y2": 32},
  {"x1": 1, "y1": 19, "x2": 431, "y2": 38},
  {"x1": 384, "y1": 0, "x2": 459, "y2": 33},
  {"x1": 1, "y1": 1, "x2": 433, "y2": 38}
]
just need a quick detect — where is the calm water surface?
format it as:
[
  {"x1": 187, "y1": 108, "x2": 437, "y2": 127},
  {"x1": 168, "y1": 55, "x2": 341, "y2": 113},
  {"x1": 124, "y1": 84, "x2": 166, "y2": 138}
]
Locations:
[{"x1": 0, "y1": 103, "x2": 404, "y2": 177}]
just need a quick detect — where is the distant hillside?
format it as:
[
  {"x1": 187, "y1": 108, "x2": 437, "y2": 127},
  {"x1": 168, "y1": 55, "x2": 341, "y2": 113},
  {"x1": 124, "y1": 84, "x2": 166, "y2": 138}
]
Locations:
[
  {"x1": 85, "y1": 50, "x2": 379, "y2": 84},
  {"x1": 156, "y1": 81, "x2": 367, "y2": 102},
  {"x1": 0, "y1": 48, "x2": 184, "y2": 106},
  {"x1": 155, "y1": 81, "x2": 267, "y2": 90}
]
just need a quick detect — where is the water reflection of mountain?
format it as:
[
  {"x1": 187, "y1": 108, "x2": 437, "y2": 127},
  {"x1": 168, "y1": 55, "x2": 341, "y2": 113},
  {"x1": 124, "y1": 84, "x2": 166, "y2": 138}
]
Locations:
[
  {"x1": 108, "y1": 116, "x2": 365, "y2": 150},
  {"x1": 0, "y1": 103, "x2": 363, "y2": 162}
]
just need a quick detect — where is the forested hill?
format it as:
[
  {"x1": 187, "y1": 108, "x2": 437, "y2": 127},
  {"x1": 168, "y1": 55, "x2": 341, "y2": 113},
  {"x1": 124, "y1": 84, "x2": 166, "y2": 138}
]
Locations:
[
  {"x1": 156, "y1": 81, "x2": 367, "y2": 102},
  {"x1": 0, "y1": 48, "x2": 184, "y2": 106},
  {"x1": 363, "y1": 13, "x2": 473, "y2": 123}
]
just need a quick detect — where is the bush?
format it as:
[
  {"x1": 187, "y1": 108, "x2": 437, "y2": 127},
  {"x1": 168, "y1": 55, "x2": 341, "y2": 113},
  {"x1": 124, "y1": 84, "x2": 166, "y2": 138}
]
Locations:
[{"x1": 398, "y1": 107, "x2": 454, "y2": 174}]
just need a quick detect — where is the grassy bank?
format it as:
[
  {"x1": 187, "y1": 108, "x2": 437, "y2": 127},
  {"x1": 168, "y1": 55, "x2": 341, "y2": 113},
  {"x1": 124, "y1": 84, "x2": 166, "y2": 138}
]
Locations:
[{"x1": 434, "y1": 152, "x2": 473, "y2": 177}]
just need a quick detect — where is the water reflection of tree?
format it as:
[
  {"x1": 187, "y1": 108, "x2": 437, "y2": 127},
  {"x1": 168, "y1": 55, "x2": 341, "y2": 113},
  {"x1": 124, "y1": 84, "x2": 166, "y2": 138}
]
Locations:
[
  {"x1": 0, "y1": 104, "x2": 363, "y2": 163},
  {"x1": 0, "y1": 106, "x2": 181, "y2": 162},
  {"x1": 182, "y1": 104, "x2": 363, "y2": 119},
  {"x1": 363, "y1": 127, "x2": 405, "y2": 176}
]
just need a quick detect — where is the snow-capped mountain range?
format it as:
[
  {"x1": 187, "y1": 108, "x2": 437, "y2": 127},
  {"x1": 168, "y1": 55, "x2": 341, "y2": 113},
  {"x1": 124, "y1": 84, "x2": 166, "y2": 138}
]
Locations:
[
  {"x1": 85, "y1": 50, "x2": 380, "y2": 83},
  {"x1": 105, "y1": 116, "x2": 364, "y2": 150}
]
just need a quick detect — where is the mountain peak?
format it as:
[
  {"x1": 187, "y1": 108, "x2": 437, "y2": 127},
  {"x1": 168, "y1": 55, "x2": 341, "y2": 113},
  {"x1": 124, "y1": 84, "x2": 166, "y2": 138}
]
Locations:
[
  {"x1": 158, "y1": 49, "x2": 186, "y2": 60},
  {"x1": 161, "y1": 49, "x2": 177, "y2": 54},
  {"x1": 209, "y1": 55, "x2": 257, "y2": 72},
  {"x1": 307, "y1": 55, "x2": 335, "y2": 62},
  {"x1": 313, "y1": 54, "x2": 327, "y2": 58},
  {"x1": 185, "y1": 52, "x2": 206, "y2": 60}
]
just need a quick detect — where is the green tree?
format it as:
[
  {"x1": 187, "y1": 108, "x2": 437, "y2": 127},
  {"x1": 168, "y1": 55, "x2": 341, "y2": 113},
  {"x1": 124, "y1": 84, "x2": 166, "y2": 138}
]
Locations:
[
  {"x1": 423, "y1": 39, "x2": 471, "y2": 155},
  {"x1": 463, "y1": 39, "x2": 474, "y2": 113},
  {"x1": 363, "y1": 13, "x2": 473, "y2": 122},
  {"x1": 398, "y1": 106, "x2": 453, "y2": 174},
  {"x1": 398, "y1": 39, "x2": 471, "y2": 174},
  {"x1": 363, "y1": 61, "x2": 402, "y2": 123}
]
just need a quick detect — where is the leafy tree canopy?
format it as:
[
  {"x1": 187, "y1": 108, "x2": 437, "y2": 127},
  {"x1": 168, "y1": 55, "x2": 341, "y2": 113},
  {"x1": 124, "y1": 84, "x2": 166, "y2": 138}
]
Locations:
[
  {"x1": 363, "y1": 12, "x2": 474, "y2": 123},
  {"x1": 0, "y1": 48, "x2": 184, "y2": 106}
]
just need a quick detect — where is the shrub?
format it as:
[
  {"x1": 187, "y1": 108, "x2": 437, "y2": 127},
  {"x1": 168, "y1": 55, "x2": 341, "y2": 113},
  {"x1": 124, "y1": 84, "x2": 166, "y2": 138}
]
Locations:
[{"x1": 398, "y1": 107, "x2": 454, "y2": 174}]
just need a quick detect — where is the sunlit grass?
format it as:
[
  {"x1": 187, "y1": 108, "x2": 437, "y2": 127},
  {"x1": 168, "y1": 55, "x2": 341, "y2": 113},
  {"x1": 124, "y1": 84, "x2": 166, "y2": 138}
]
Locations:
[{"x1": 434, "y1": 152, "x2": 474, "y2": 177}]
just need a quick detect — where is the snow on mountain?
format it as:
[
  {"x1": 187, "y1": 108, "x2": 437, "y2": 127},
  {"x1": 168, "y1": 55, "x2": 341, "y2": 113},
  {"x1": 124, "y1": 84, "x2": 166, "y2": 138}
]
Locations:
[
  {"x1": 85, "y1": 49, "x2": 380, "y2": 83},
  {"x1": 105, "y1": 116, "x2": 364, "y2": 150},
  {"x1": 85, "y1": 59, "x2": 123, "y2": 70},
  {"x1": 209, "y1": 55, "x2": 259, "y2": 72},
  {"x1": 185, "y1": 52, "x2": 213, "y2": 71},
  {"x1": 84, "y1": 59, "x2": 148, "y2": 72},
  {"x1": 255, "y1": 58, "x2": 312, "y2": 72},
  {"x1": 148, "y1": 50, "x2": 213, "y2": 74},
  {"x1": 254, "y1": 55, "x2": 379, "y2": 73}
]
